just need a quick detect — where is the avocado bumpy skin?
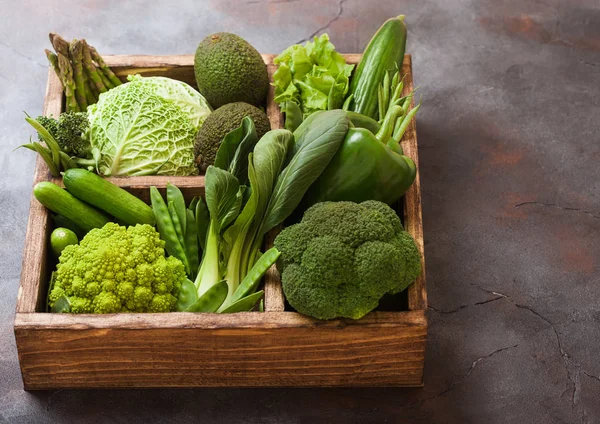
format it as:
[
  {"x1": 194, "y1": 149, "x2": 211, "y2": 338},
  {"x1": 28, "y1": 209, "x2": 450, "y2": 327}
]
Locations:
[
  {"x1": 194, "y1": 32, "x2": 269, "y2": 108},
  {"x1": 194, "y1": 102, "x2": 271, "y2": 173},
  {"x1": 274, "y1": 201, "x2": 421, "y2": 320},
  {"x1": 48, "y1": 223, "x2": 186, "y2": 313}
]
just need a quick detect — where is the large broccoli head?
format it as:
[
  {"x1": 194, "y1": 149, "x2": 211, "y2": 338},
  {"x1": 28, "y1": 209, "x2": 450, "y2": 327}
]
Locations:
[
  {"x1": 274, "y1": 200, "x2": 421, "y2": 320},
  {"x1": 48, "y1": 223, "x2": 186, "y2": 313}
]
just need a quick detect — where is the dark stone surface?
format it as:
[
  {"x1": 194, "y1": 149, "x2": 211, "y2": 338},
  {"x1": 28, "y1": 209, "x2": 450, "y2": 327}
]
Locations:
[{"x1": 1, "y1": 0, "x2": 599, "y2": 422}]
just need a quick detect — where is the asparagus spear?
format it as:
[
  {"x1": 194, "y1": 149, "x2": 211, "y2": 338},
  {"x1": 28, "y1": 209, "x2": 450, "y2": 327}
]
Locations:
[
  {"x1": 85, "y1": 67, "x2": 100, "y2": 100},
  {"x1": 83, "y1": 69, "x2": 97, "y2": 104},
  {"x1": 49, "y1": 33, "x2": 70, "y2": 57},
  {"x1": 44, "y1": 49, "x2": 62, "y2": 86},
  {"x1": 69, "y1": 40, "x2": 88, "y2": 110},
  {"x1": 57, "y1": 53, "x2": 80, "y2": 112},
  {"x1": 87, "y1": 44, "x2": 122, "y2": 86},
  {"x1": 81, "y1": 40, "x2": 107, "y2": 94},
  {"x1": 96, "y1": 65, "x2": 114, "y2": 89}
]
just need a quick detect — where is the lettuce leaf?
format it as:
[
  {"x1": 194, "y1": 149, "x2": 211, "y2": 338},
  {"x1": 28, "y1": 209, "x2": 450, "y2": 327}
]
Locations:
[{"x1": 273, "y1": 34, "x2": 354, "y2": 118}]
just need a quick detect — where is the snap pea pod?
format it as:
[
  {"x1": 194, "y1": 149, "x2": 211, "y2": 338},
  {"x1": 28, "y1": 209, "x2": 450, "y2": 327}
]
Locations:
[
  {"x1": 401, "y1": 92, "x2": 414, "y2": 116},
  {"x1": 220, "y1": 290, "x2": 264, "y2": 313},
  {"x1": 185, "y1": 209, "x2": 199, "y2": 278},
  {"x1": 166, "y1": 183, "x2": 186, "y2": 235},
  {"x1": 376, "y1": 105, "x2": 403, "y2": 144},
  {"x1": 390, "y1": 70, "x2": 400, "y2": 96},
  {"x1": 393, "y1": 102, "x2": 421, "y2": 142},
  {"x1": 195, "y1": 197, "x2": 210, "y2": 251},
  {"x1": 342, "y1": 94, "x2": 353, "y2": 111},
  {"x1": 229, "y1": 247, "x2": 280, "y2": 304},
  {"x1": 25, "y1": 117, "x2": 61, "y2": 172},
  {"x1": 390, "y1": 78, "x2": 404, "y2": 112},
  {"x1": 188, "y1": 196, "x2": 199, "y2": 213},
  {"x1": 185, "y1": 280, "x2": 228, "y2": 312},
  {"x1": 168, "y1": 201, "x2": 186, "y2": 252},
  {"x1": 283, "y1": 101, "x2": 303, "y2": 132},
  {"x1": 378, "y1": 85, "x2": 385, "y2": 122},
  {"x1": 150, "y1": 186, "x2": 190, "y2": 274},
  {"x1": 175, "y1": 279, "x2": 198, "y2": 311},
  {"x1": 381, "y1": 71, "x2": 390, "y2": 119}
]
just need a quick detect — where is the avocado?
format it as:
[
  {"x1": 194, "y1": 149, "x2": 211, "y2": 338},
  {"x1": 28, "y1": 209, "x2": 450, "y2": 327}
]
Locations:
[
  {"x1": 194, "y1": 102, "x2": 271, "y2": 173},
  {"x1": 194, "y1": 32, "x2": 269, "y2": 108}
]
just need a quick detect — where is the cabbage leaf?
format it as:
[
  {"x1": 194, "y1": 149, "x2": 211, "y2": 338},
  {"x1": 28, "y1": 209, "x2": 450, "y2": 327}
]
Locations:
[
  {"x1": 88, "y1": 77, "x2": 201, "y2": 176},
  {"x1": 126, "y1": 75, "x2": 211, "y2": 131}
]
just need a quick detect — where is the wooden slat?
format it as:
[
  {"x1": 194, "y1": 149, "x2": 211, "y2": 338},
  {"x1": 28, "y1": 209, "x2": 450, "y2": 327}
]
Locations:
[
  {"x1": 15, "y1": 310, "x2": 426, "y2": 389},
  {"x1": 400, "y1": 56, "x2": 427, "y2": 311},
  {"x1": 16, "y1": 66, "x2": 63, "y2": 314},
  {"x1": 266, "y1": 63, "x2": 283, "y2": 130},
  {"x1": 104, "y1": 54, "x2": 277, "y2": 88},
  {"x1": 263, "y1": 227, "x2": 285, "y2": 311},
  {"x1": 103, "y1": 54, "x2": 276, "y2": 68},
  {"x1": 15, "y1": 310, "x2": 427, "y2": 329}
]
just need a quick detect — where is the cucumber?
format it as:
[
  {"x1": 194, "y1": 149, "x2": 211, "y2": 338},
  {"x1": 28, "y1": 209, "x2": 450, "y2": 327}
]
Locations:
[
  {"x1": 52, "y1": 214, "x2": 86, "y2": 239},
  {"x1": 50, "y1": 227, "x2": 78, "y2": 257},
  {"x1": 34, "y1": 182, "x2": 110, "y2": 232},
  {"x1": 63, "y1": 168, "x2": 156, "y2": 226},
  {"x1": 348, "y1": 16, "x2": 407, "y2": 120}
]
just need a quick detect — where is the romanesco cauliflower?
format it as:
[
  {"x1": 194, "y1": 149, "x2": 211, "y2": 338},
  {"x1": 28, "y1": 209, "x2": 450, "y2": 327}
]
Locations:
[{"x1": 48, "y1": 222, "x2": 185, "y2": 313}]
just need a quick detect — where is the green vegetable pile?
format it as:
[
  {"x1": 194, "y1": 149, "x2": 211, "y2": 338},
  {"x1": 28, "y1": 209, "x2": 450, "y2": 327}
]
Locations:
[
  {"x1": 28, "y1": 16, "x2": 425, "y2": 321},
  {"x1": 187, "y1": 110, "x2": 349, "y2": 313}
]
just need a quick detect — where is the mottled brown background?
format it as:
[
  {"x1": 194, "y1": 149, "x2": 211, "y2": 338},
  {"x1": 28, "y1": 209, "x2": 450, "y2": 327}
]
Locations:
[{"x1": 1, "y1": 0, "x2": 599, "y2": 423}]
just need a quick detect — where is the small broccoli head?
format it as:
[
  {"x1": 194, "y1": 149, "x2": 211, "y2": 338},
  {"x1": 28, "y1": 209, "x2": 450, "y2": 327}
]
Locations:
[
  {"x1": 48, "y1": 223, "x2": 185, "y2": 313},
  {"x1": 37, "y1": 112, "x2": 91, "y2": 158},
  {"x1": 275, "y1": 200, "x2": 421, "y2": 320},
  {"x1": 36, "y1": 115, "x2": 59, "y2": 141}
]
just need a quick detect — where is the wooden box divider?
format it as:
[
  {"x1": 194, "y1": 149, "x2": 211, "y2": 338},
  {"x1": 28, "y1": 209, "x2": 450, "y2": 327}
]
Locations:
[{"x1": 14, "y1": 53, "x2": 427, "y2": 389}]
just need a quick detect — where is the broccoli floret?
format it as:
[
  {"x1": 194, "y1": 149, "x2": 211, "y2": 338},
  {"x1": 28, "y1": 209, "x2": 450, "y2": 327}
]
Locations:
[
  {"x1": 36, "y1": 111, "x2": 91, "y2": 157},
  {"x1": 274, "y1": 201, "x2": 421, "y2": 320},
  {"x1": 48, "y1": 223, "x2": 185, "y2": 314}
]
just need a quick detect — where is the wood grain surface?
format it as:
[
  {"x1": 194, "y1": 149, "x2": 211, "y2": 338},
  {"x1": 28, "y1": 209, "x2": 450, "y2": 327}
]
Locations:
[{"x1": 15, "y1": 311, "x2": 426, "y2": 389}]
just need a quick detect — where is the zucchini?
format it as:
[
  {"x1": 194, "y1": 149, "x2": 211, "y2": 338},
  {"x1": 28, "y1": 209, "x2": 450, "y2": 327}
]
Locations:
[
  {"x1": 52, "y1": 214, "x2": 86, "y2": 238},
  {"x1": 63, "y1": 168, "x2": 156, "y2": 226},
  {"x1": 348, "y1": 16, "x2": 407, "y2": 120},
  {"x1": 34, "y1": 182, "x2": 110, "y2": 232}
]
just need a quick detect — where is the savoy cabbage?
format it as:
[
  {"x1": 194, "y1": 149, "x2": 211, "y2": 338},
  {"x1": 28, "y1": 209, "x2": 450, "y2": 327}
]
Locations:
[{"x1": 88, "y1": 76, "x2": 210, "y2": 176}]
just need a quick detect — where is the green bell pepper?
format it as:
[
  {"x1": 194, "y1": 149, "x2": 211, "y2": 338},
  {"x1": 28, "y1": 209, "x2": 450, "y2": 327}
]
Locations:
[{"x1": 301, "y1": 127, "x2": 416, "y2": 206}]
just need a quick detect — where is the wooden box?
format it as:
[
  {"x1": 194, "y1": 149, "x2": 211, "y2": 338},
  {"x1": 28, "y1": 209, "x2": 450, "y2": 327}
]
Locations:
[{"x1": 14, "y1": 54, "x2": 427, "y2": 389}]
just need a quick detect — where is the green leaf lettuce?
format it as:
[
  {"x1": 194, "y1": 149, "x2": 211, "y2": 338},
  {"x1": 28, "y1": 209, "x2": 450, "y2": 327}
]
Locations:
[{"x1": 273, "y1": 34, "x2": 354, "y2": 118}]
